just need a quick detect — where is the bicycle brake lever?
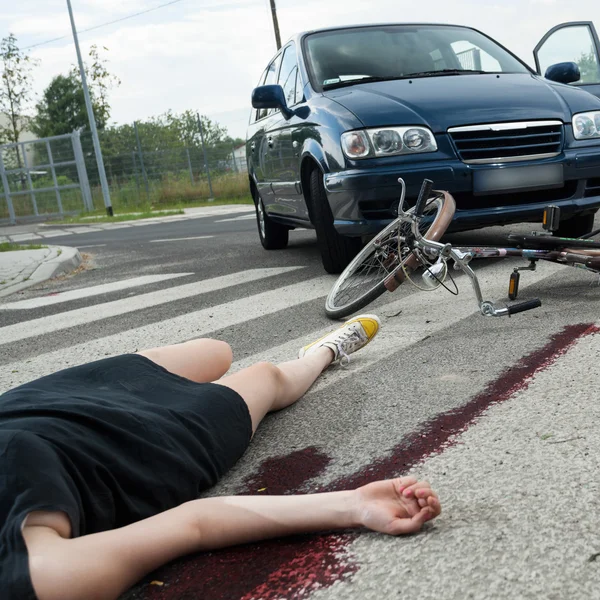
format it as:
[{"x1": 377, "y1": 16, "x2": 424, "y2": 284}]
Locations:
[{"x1": 396, "y1": 178, "x2": 408, "y2": 215}]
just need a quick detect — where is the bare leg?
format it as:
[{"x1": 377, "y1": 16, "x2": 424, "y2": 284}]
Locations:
[
  {"x1": 137, "y1": 338, "x2": 232, "y2": 383},
  {"x1": 216, "y1": 346, "x2": 334, "y2": 432}
]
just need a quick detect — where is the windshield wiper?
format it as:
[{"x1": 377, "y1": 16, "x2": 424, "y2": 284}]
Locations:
[
  {"x1": 322, "y1": 70, "x2": 492, "y2": 90},
  {"x1": 323, "y1": 76, "x2": 410, "y2": 90},
  {"x1": 402, "y1": 69, "x2": 488, "y2": 78}
]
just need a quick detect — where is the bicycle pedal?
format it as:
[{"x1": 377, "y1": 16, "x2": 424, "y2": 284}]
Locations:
[
  {"x1": 508, "y1": 269, "x2": 520, "y2": 300},
  {"x1": 542, "y1": 205, "x2": 561, "y2": 232}
]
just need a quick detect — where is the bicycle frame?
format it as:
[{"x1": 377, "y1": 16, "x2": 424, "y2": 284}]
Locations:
[{"x1": 394, "y1": 179, "x2": 547, "y2": 317}]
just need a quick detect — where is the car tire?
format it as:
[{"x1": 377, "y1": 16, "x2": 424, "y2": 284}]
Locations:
[
  {"x1": 255, "y1": 192, "x2": 289, "y2": 250},
  {"x1": 554, "y1": 212, "x2": 596, "y2": 238},
  {"x1": 309, "y1": 167, "x2": 362, "y2": 274}
]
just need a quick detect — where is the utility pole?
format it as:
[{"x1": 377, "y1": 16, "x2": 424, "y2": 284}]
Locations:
[
  {"x1": 196, "y1": 113, "x2": 214, "y2": 200},
  {"x1": 66, "y1": 0, "x2": 113, "y2": 216},
  {"x1": 269, "y1": 0, "x2": 281, "y2": 50}
]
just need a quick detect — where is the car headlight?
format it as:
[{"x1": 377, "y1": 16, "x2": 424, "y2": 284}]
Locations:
[
  {"x1": 341, "y1": 126, "x2": 437, "y2": 159},
  {"x1": 572, "y1": 111, "x2": 600, "y2": 140}
]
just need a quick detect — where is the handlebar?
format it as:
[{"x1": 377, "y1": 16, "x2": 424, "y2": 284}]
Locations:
[
  {"x1": 395, "y1": 177, "x2": 544, "y2": 319},
  {"x1": 414, "y1": 179, "x2": 433, "y2": 217},
  {"x1": 507, "y1": 298, "x2": 542, "y2": 315}
]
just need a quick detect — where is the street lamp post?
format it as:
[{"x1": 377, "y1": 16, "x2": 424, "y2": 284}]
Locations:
[
  {"x1": 269, "y1": 0, "x2": 281, "y2": 50},
  {"x1": 66, "y1": 0, "x2": 113, "y2": 216}
]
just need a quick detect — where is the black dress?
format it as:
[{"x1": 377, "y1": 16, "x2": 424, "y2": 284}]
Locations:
[{"x1": 0, "y1": 354, "x2": 252, "y2": 599}]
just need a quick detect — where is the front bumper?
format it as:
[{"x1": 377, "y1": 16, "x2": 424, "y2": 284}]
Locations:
[{"x1": 325, "y1": 149, "x2": 600, "y2": 236}]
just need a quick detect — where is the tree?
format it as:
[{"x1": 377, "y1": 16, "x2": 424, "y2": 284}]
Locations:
[
  {"x1": 32, "y1": 45, "x2": 119, "y2": 138},
  {"x1": 32, "y1": 74, "x2": 93, "y2": 138},
  {"x1": 0, "y1": 33, "x2": 37, "y2": 167},
  {"x1": 576, "y1": 50, "x2": 600, "y2": 84},
  {"x1": 80, "y1": 45, "x2": 120, "y2": 128}
]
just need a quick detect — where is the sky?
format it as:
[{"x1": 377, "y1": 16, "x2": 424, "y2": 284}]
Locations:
[{"x1": 1, "y1": 0, "x2": 599, "y2": 140}]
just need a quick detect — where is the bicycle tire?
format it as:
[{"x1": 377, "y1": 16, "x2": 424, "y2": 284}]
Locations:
[{"x1": 325, "y1": 192, "x2": 454, "y2": 319}]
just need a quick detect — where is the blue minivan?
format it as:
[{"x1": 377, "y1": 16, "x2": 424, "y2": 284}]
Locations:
[{"x1": 247, "y1": 21, "x2": 600, "y2": 273}]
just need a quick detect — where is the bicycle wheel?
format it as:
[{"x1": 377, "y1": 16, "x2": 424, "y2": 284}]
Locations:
[{"x1": 325, "y1": 192, "x2": 454, "y2": 319}]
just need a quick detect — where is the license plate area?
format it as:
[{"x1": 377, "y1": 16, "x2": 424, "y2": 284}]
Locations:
[{"x1": 473, "y1": 163, "x2": 564, "y2": 196}]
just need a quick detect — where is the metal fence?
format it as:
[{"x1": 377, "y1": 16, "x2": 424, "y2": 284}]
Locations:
[
  {"x1": 79, "y1": 126, "x2": 248, "y2": 211},
  {"x1": 0, "y1": 131, "x2": 93, "y2": 225}
]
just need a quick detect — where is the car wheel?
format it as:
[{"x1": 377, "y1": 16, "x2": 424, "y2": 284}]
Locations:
[
  {"x1": 309, "y1": 167, "x2": 362, "y2": 274},
  {"x1": 255, "y1": 192, "x2": 289, "y2": 250},
  {"x1": 554, "y1": 212, "x2": 596, "y2": 238}
]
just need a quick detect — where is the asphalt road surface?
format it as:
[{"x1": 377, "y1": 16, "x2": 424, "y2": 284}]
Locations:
[{"x1": 2, "y1": 209, "x2": 600, "y2": 600}]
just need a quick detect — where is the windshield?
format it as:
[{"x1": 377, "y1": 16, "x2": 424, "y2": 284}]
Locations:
[{"x1": 303, "y1": 25, "x2": 531, "y2": 91}]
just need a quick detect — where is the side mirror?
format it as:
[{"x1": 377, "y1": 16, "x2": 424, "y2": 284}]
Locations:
[
  {"x1": 544, "y1": 61, "x2": 581, "y2": 85},
  {"x1": 251, "y1": 84, "x2": 293, "y2": 118}
]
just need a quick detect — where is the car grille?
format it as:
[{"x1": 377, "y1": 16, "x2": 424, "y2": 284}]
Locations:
[
  {"x1": 585, "y1": 178, "x2": 600, "y2": 197},
  {"x1": 358, "y1": 180, "x2": 578, "y2": 220},
  {"x1": 448, "y1": 121, "x2": 563, "y2": 164},
  {"x1": 451, "y1": 181, "x2": 578, "y2": 210}
]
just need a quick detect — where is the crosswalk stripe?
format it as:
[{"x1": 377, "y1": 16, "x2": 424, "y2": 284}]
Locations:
[
  {"x1": 149, "y1": 236, "x2": 214, "y2": 243},
  {"x1": 0, "y1": 273, "x2": 195, "y2": 309},
  {"x1": 1, "y1": 259, "x2": 562, "y2": 393},
  {"x1": 38, "y1": 230, "x2": 71, "y2": 238},
  {"x1": 214, "y1": 215, "x2": 256, "y2": 223},
  {"x1": 0, "y1": 274, "x2": 334, "y2": 389},
  {"x1": 0, "y1": 266, "x2": 304, "y2": 345},
  {"x1": 228, "y1": 260, "x2": 562, "y2": 389}
]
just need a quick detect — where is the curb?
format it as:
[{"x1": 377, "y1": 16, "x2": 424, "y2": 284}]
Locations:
[{"x1": 0, "y1": 246, "x2": 82, "y2": 298}]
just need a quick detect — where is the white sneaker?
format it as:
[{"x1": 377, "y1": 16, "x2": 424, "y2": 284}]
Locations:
[{"x1": 298, "y1": 314, "x2": 381, "y2": 365}]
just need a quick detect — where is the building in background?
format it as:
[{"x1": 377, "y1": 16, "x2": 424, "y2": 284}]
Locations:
[
  {"x1": 0, "y1": 114, "x2": 37, "y2": 167},
  {"x1": 233, "y1": 143, "x2": 247, "y2": 172}
]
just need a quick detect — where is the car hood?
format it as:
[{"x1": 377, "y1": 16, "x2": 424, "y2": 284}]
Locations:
[{"x1": 325, "y1": 74, "x2": 600, "y2": 132}]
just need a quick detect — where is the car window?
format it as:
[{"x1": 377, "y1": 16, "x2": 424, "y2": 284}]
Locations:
[
  {"x1": 278, "y1": 44, "x2": 299, "y2": 107},
  {"x1": 450, "y1": 41, "x2": 502, "y2": 72},
  {"x1": 252, "y1": 68, "x2": 268, "y2": 123},
  {"x1": 294, "y1": 69, "x2": 304, "y2": 104},
  {"x1": 304, "y1": 25, "x2": 530, "y2": 91},
  {"x1": 536, "y1": 24, "x2": 600, "y2": 84},
  {"x1": 258, "y1": 53, "x2": 283, "y2": 119}
]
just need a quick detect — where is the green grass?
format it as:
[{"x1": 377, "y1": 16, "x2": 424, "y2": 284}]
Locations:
[
  {"x1": 51, "y1": 209, "x2": 185, "y2": 224},
  {"x1": 0, "y1": 242, "x2": 47, "y2": 252}
]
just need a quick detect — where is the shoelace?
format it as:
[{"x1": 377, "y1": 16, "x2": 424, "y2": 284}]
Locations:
[{"x1": 335, "y1": 329, "x2": 367, "y2": 366}]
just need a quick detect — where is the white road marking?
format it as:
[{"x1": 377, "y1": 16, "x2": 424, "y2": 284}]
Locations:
[
  {"x1": 38, "y1": 230, "x2": 72, "y2": 238},
  {"x1": 214, "y1": 214, "x2": 256, "y2": 223},
  {"x1": 0, "y1": 273, "x2": 194, "y2": 309},
  {"x1": 68, "y1": 226, "x2": 101, "y2": 234},
  {"x1": 78, "y1": 244, "x2": 107, "y2": 249},
  {"x1": 149, "y1": 236, "x2": 214, "y2": 243},
  {"x1": 0, "y1": 260, "x2": 563, "y2": 391},
  {"x1": 0, "y1": 267, "x2": 305, "y2": 344},
  {"x1": 229, "y1": 259, "x2": 562, "y2": 385},
  {"x1": 0, "y1": 272, "x2": 330, "y2": 388}
]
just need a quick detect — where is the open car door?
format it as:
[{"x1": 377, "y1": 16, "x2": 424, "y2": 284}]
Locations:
[{"x1": 534, "y1": 21, "x2": 600, "y2": 99}]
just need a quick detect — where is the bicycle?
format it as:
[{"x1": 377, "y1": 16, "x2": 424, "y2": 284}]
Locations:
[{"x1": 325, "y1": 178, "x2": 600, "y2": 319}]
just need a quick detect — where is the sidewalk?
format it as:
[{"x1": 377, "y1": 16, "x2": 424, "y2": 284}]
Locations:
[
  {"x1": 0, "y1": 205, "x2": 254, "y2": 244},
  {"x1": 0, "y1": 246, "x2": 82, "y2": 298}
]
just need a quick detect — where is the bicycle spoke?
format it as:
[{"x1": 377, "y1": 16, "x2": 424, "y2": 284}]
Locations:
[
  {"x1": 330, "y1": 227, "x2": 401, "y2": 306},
  {"x1": 325, "y1": 194, "x2": 448, "y2": 318}
]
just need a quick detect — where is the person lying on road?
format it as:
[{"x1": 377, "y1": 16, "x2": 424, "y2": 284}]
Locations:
[{"x1": 0, "y1": 314, "x2": 441, "y2": 600}]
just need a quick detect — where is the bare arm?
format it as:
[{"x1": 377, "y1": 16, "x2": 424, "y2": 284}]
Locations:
[{"x1": 25, "y1": 477, "x2": 440, "y2": 600}]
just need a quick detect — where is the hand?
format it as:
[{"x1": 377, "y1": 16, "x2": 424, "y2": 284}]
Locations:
[{"x1": 354, "y1": 476, "x2": 441, "y2": 535}]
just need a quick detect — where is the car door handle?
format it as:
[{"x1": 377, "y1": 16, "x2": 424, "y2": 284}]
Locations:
[{"x1": 267, "y1": 136, "x2": 274, "y2": 147}]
